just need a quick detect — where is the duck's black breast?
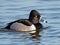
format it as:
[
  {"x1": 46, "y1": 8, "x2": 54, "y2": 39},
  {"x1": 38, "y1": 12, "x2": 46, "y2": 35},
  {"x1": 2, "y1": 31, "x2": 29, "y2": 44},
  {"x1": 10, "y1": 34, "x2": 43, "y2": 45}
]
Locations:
[{"x1": 34, "y1": 23, "x2": 43, "y2": 29}]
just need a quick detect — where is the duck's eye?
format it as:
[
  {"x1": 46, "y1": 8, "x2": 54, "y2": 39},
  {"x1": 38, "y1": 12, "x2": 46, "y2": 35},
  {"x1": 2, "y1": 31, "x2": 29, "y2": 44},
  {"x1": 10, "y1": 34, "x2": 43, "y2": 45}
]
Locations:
[{"x1": 35, "y1": 16, "x2": 37, "y2": 18}]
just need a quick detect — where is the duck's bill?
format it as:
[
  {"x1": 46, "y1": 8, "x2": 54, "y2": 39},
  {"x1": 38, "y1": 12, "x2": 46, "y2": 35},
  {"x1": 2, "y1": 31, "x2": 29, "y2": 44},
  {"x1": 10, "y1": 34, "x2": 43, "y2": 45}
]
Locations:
[{"x1": 40, "y1": 17, "x2": 48, "y2": 23}]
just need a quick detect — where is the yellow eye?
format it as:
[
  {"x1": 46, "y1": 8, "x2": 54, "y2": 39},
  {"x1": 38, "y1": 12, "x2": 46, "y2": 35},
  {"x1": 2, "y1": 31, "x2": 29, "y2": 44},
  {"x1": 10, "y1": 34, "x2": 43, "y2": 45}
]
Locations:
[{"x1": 35, "y1": 16, "x2": 37, "y2": 18}]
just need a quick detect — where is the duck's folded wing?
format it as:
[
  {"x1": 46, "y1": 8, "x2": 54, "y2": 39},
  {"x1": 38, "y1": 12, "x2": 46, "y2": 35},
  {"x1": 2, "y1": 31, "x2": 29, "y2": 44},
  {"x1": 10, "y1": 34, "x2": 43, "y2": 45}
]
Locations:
[
  {"x1": 5, "y1": 19, "x2": 32, "y2": 29},
  {"x1": 5, "y1": 19, "x2": 21, "y2": 29}
]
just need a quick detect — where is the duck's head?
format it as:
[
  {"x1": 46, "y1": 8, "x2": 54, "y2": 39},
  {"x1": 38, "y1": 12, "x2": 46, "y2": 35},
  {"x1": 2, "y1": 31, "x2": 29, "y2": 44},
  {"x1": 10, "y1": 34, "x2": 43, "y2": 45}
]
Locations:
[{"x1": 29, "y1": 10, "x2": 41, "y2": 24}]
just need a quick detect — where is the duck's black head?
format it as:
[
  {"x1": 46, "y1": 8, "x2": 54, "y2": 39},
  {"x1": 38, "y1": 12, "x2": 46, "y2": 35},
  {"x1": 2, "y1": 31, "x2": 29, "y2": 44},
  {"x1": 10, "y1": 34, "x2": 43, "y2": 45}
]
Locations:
[{"x1": 29, "y1": 10, "x2": 41, "y2": 24}]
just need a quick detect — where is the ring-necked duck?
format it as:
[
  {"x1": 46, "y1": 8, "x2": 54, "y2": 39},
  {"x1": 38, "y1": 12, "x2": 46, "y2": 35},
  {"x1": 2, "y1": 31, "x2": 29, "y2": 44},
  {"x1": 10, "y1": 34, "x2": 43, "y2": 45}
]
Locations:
[{"x1": 5, "y1": 10, "x2": 43, "y2": 32}]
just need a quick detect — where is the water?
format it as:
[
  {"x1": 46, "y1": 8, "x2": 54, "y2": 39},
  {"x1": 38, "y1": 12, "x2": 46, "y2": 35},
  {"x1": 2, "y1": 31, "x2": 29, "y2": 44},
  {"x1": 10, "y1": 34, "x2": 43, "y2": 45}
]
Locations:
[{"x1": 0, "y1": 0, "x2": 60, "y2": 45}]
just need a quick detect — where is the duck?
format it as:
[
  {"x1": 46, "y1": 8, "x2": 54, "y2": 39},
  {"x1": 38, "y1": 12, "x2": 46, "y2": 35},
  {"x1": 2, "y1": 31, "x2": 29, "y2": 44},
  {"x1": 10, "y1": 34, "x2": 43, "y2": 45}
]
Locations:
[{"x1": 5, "y1": 10, "x2": 43, "y2": 32}]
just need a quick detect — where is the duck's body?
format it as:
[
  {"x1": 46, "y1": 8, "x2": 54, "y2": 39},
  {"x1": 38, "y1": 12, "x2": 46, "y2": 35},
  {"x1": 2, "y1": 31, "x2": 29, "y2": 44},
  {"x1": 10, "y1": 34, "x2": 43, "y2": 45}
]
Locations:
[{"x1": 5, "y1": 19, "x2": 42, "y2": 32}]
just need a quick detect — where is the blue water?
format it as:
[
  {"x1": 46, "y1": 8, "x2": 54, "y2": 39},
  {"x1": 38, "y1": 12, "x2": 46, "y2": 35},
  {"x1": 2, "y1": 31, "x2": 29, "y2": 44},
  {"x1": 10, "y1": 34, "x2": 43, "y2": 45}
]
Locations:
[{"x1": 0, "y1": 0, "x2": 60, "y2": 45}]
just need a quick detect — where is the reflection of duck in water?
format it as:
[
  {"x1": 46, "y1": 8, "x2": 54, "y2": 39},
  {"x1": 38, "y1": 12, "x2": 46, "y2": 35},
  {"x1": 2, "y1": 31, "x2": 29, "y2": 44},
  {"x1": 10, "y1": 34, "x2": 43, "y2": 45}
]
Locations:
[
  {"x1": 5, "y1": 10, "x2": 43, "y2": 32},
  {"x1": 30, "y1": 29, "x2": 42, "y2": 40}
]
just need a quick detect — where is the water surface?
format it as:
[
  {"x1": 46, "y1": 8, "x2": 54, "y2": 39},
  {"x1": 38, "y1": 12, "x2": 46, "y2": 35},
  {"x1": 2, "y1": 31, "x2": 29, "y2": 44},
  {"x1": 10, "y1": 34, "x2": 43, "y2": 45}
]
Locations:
[{"x1": 0, "y1": 0, "x2": 60, "y2": 45}]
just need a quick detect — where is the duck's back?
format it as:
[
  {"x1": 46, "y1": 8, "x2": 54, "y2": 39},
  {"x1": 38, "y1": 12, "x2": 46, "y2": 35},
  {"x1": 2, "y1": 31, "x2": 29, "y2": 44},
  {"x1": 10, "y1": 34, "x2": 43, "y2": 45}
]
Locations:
[{"x1": 5, "y1": 19, "x2": 31, "y2": 29}]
